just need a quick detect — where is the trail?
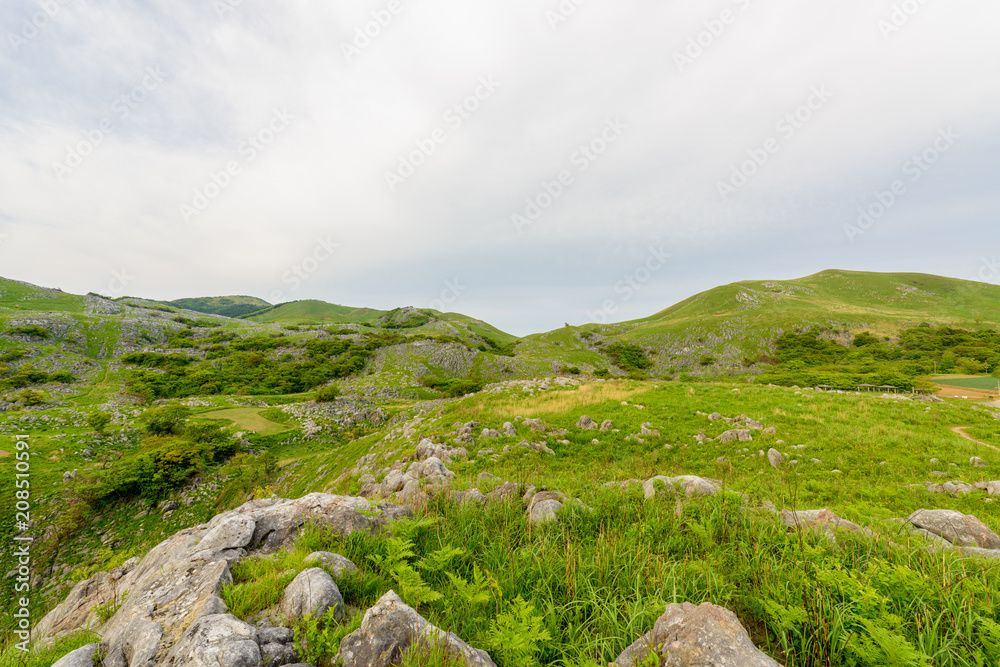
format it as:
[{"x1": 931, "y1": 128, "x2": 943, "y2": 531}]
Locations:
[{"x1": 951, "y1": 426, "x2": 1000, "y2": 452}]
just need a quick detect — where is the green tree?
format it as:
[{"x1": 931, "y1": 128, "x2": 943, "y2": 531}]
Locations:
[
  {"x1": 87, "y1": 411, "x2": 112, "y2": 433},
  {"x1": 138, "y1": 404, "x2": 191, "y2": 435}
]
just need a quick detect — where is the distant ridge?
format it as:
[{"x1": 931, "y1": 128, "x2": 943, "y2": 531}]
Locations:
[{"x1": 166, "y1": 296, "x2": 271, "y2": 318}]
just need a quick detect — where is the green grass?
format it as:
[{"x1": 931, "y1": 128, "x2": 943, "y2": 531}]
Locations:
[
  {"x1": 933, "y1": 376, "x2": 1000, "y2": 392},
  {"x1": 196, "y1": 407, "x2": 292, "y2": 436},
  {"x1": 0, "y1": 631, "x2": 100, "y2": 667}
]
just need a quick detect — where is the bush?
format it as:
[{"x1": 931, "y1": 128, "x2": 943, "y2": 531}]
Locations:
[
  {"x1": 315, "y1": 385, "x2": 341, "y2": 402},
  {"x1": 137, "y1": 404, "x2": 190, "y2": 436},
  {"x1": 604, "y1": 343, "x2": 652, "y2": 371},
  {"x1": 6, "y1": 324, "x2": 48, "y2": 338},
  {"x1": 87, "y1": 411, "x2": 112, "y2": 433},
  {"x1": 19, "y1": 389, "x2": 46, "y2": 405}
]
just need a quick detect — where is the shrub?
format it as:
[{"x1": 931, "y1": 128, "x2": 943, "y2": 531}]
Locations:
[
  {"x1": 137, "y1": 404, "x2": 191, "y2": 436},
  {"x1": 87, "y1": 411, "x2": 112, "y2": 433},
  {"x1": 604, "y1": 343, "x2": 652, "y2": 371},
  {"x1": 315, "y1": 385, "x2": 341, "y2": 402},
  {"x1": 6, "y1": 324, "x2": 48, "y2": 338}
]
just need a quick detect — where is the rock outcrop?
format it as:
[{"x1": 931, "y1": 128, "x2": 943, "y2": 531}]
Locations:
[
  {"x1": 908, "y1": 509, "x2": 1000, "y2": 549},
  {"x1": 41, "y1": 494, "x2": 409, "y2": 667}
]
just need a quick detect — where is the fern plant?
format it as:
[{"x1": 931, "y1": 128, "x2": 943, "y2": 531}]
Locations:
[{"x1": 487, "y1": 597, "x2": 551, "y2": 667}]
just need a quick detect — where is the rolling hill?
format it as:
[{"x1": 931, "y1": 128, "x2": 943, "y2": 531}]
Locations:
[{"x1": 167, "y1": 295, "x2": 272, "y2": 318}]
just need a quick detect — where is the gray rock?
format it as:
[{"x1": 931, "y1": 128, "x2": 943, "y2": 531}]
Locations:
[
  {"x1": 167, "y1": 613, "x2": 261, "y2": 667},
  {"x1": 527, "y1": 491, "x2": 564, "y2": 524},
  {"x1": 261, "y1": 641, "x2": 300, "y2": 666},
  {"x1": 159, "y1": 500, "x2": 178, "y2": 512},
  {"x1": 258, "y1": 626, "x2": 295, "y2": 645},
  {"x1": 502, "y1": 422, "x2": 516, "y2": 437},
  {"x1": 51, "y1": 644, "x2": 99, "y2": 667},
  {"x1": 576, "y1": 415, "x2": 598, "y2": 430},
  {"x1": 972, "y1": 456, "x2": 986, "y2": 468},
  {"x1": 600, "y1": 419, "x2": 614, "y2": 432},
  {"x1": 198, "y1": 514, "x2": 256, "y2": 551},
  {"x1": 280, "y1": 568, "x2": 344, "y2": 621},
  {"x1": 643, "y1": 475, "x2": 721, "y2": 499},
  {"x1": 103, "y1": 617, "x2": 163, "y2": 667},
  {"x1": 908, "y1": 509, "x2": 1000, "y2": 549},
  {"x1": 614, "y1": 601, "x2": 782, "y2": 667},
  {"x1": 338, "y1": 591, "x2": 496, "y2": 667},
  {"x1": 767, "y1": 449, "x2": 784, "y2": 468},
  {"x1": 718, "y1": 429, "x2": 752, "y2": 443},
  {"x1": 453, "y1": 488, "x2": 487, "y2": 504},
  {"x1": 487, "y1": 481, "x2": 522, "y2": 501},
  {"x1": 303, "y1": 552, "x2": 358, "y2": 578}
]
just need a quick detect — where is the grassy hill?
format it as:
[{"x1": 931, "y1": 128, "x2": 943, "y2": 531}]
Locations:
[
  {"x1": 517, "y1": 270, "x2": 1000, "y2": 378},
  {"x1": 167, "y1": 295, "x2": 272, "y2": 318},
  {"x1": 241, "y1": 300, "x2": 387, "y2": 324}
]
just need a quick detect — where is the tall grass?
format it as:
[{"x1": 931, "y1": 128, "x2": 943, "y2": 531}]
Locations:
[{"x1": 243, "y1": 492, "x2": 1000, "y2": 667}]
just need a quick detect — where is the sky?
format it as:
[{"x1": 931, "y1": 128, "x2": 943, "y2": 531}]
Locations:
[{"x1": 1, "y1": 0, "x2": 998, "y2": 336}]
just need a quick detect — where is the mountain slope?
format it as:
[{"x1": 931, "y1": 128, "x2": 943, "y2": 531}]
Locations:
[{"x1": 167, "y1": 295, "x2": 271, "y2": 318}]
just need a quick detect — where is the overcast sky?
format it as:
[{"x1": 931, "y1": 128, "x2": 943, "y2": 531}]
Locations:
[{"x1": 1, "y1": 0, "x2": 998, "y2": 335}]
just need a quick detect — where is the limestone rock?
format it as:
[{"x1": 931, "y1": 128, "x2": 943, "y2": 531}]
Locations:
[
  {"x1": 166, "y1": 613, "x2": 260, "y2": 667},
  {"x1": 280, "y1": 569, "x2": 344, "y2": 621},
  {"x1": 338, "y1": 591, "x2": 496, "y2": 667},
  {"x1": 576, "y1": 415, "x2": 598, "y2": 430},
  {"x1": 51, "y1": 644, "x2": 99, "y2": 667},
  {"x1": 767, "y1": 449, "x2": 784, "y2": 468},
  {"x1": 527, "y1": 491, "x2": 564, "y2": 524},
  {"x1": 614, "y1": 601, "x2": 782, "y2": 667},
  {"x1": 908, "y1": 509, "x2": 1000, "y2": 549},
  {"x1": 643, "y1": 476, "x2": 721, "y2": 499},
  {"x1": 303, "y1": 552, "x2": 358, "y2": 577}
]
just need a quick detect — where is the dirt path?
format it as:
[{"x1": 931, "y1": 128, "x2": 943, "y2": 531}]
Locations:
[{"x1": 951, "y1": 426, "x2": 1000, "y2": 452}]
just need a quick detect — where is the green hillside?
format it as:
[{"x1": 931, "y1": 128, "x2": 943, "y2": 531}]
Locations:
[
  {"x1": 242, "y1": 300, "x2": 387, "y2": 324},
  {"x1": 168, "y1": 295, "x2": 271, "y2": 318}
]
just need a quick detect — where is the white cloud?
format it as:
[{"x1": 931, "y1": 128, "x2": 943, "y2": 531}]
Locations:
[{"x1": 1, "y1": 0, "x2": 998, "y2": 335}]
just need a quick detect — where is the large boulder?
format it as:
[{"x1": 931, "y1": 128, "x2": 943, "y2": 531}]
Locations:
[
  {"x1": 280, "y1": 568, "x2": 344, "y2": 621},
  {"x1": 614, "y1": 602, "x2": 782, "y2": 667},
  {"x1": 52, "y1": 645, "x2": 99, "y2": 667},
  {"x1": 908, "y1": 509, "x2": 1000, "y2": 549},
  {"x1": 338, "y1": 591, "x2": 496, "y2": 667},
  {"x1": 576, "y1": 415, "x2": 598, "y2": 430},
  {"x1": 767, "y1": 449, "x2": 784, "y2": 468},
  {"x1": 37, "y1": 494, "x2": 407, "y2": 665}
]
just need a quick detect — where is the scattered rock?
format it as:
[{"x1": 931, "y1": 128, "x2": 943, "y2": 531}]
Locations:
[
  {"x1": 502, "y1": 422, "x2": 516, "y2": 437},
  {"x1": 280, "y1": 568, "x2": 344, "y2": 622},
  {"x1": 600, "y1": 419, "x2": 614, "y2": 432},
  {"x1": 643, "y1": 476, "x2": 721, "y2": 499},
  {"x1": 527, "y1": 491, "x2": 564, "y2": 524},
  {"x1": 767, "y1": 449, "x2": 784, "y2": 468},
  {"x1": 614, "y1": 601, "x2": 782, "y2": 667},
  {"x1": 576, "y1": 415, "x2": 598, "y2": 430}
]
